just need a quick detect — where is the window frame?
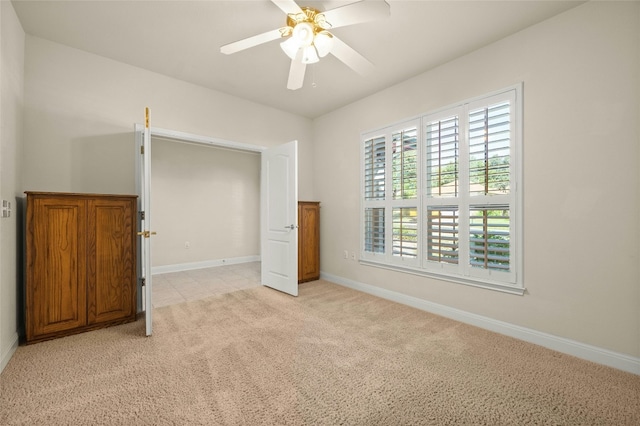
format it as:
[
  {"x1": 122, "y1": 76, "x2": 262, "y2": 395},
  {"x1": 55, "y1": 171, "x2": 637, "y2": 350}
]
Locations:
[{"x1": 360, "y1": 84, "x2": 524, "y2": 295}]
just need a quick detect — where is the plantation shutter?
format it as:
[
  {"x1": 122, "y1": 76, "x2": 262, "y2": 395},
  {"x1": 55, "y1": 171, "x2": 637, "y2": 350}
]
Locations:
[
  {"x1": 363, "y1": 134, "x2": 387, "y2": 259},
  {"x1": 466, "y1": 91, "x2": 516, "y2": 283},
  {"x1": 424, "y1": 112, "x2": 461, "y2": 270},
  {"x1": 469, "y1": 207, "x2": 510, "y2": 271},
  {"x1": 426, "y1": 116, "x2": 459, "y2": 198},
  {"x1": 426, "y1": 207, "x2": 459, "y2": 264},
  {"x1": 392, "y1": 128, "x2": 418, "y2": 200},
  {"x1": 468, "y1": 102, "x2": 511, "y2": 196},
  {"x1": 364, "y1": 207, "x2": 385, "y2": 254},
  {"x1": 364, "y1": 136, "x2": 386, "y2": 201},
  {"x1": 392, "y1": 207, "x2": 418, "y2": 258},
  {"x1": 388, "y1": 121, "x2": 420, "y2": 266}
]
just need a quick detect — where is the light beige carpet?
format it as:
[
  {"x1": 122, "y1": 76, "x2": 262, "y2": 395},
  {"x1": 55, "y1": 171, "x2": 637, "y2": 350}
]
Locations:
[{"x1": 1, "y1": 280, "x2": 639, "y2": 425}]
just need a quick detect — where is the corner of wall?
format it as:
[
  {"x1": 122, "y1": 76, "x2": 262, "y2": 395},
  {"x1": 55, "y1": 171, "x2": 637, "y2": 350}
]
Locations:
[
  {"x1": 0, "y1": 0, "x2": 26, "y2": 374},
  {"x1": 0, "y1": 332, "x2": 18, "y2": 373}
]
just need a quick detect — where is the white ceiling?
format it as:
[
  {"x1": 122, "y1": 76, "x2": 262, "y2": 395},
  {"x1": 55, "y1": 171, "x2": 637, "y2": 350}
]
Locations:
[{"x1": 12, "y1": 0, "x2": 584, "y2": 118}]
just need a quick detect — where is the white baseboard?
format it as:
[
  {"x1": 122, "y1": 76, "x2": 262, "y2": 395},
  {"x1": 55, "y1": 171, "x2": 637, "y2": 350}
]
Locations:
[
  {"x1": 152, "y1": 255, "x2": 260, "y2": 275},
  {"x1": 0, "y1": 332, "x2": 19, "y2": 374},
  {"x1": 321, "y1": 271, "x2": 640, "y2": 375}
]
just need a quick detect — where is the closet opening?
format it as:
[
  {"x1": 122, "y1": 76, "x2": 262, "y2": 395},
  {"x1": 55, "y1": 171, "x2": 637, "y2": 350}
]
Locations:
[
  {"x1": 149, "y1": 135, "x2": 262, "y2": 307},
  {"x1": 135, "y1": 125, "x2": 299, "y2": 336}
]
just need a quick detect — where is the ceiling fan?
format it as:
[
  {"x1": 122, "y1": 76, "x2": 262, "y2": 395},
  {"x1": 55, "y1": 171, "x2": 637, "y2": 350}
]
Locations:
[{"x1": 220, "y1": 0, "x2": 390, "y2": 90}]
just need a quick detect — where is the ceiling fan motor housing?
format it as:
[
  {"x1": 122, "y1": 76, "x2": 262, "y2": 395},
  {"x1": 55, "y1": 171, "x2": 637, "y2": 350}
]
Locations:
[{"x1": 285, "y1": 7, "x2": 322, "y2": 29}]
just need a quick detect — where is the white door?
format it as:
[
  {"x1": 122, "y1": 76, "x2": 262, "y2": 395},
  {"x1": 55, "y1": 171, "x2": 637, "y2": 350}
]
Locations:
[
  {"x1": 135, "y1": 108, "x2": 153, "y2": 336},
  {"x1": 261, "y1": 140, "x2": 299, "y2": 296}
]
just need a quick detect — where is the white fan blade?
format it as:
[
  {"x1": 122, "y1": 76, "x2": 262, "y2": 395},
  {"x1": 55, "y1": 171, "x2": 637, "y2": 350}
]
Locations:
[
  {"x1": 220, "y1": 28, "x2": 283, "y2": 55},
  {"x1": 320, "y1": 1, "x2": 390, "y2": 29},
  {"x1": 329, "y1": 35, "x2": 374, "y2": 75},
  {"x1": 271, "y1": 0, "x2": 304, "y2": 16},
  {"x1": 287, "y1": 53, "x2": 306, "y2": 90}
]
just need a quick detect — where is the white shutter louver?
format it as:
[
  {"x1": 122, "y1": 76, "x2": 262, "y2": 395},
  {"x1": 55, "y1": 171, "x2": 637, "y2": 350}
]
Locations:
[
  {"x1": 364, "y1": 207, "x2": 385, "y2": 253},
  {"x1": 469, "y1": 102, "x2": 510, "y2": 196},
  {"x1": 469, "y1": 207, "x2": 510, "y2": 271},
  {"x1": 392, "y1": 128, "x2": 418, "y2": 200},
  {"x1": 426, "y1": 116, "x2": 459, "y2": 198},
  {"x1": 426, "y1": 207, "x2": 459, "y2": 264},
  {"x1": 364, "y1": 136, "x2": 386, "y2": 200},
  {"x1": 392, "y1": 207, "x2": 417, "y2": 258}
]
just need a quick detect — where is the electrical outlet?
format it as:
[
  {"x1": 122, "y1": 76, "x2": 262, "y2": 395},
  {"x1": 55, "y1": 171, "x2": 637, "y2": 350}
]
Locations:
[
  {"x1": 350, "y1": 252, "x2": 356, "y2": 261},
  {"x1": 185, "y1": 241, "x2": 190, "y2": 249}
]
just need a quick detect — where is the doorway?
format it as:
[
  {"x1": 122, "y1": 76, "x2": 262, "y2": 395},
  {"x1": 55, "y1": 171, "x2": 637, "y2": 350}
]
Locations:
[
  {"x1": 150, "y1": 136, "x2": 261, "y2": 306},
  {"x1": 134, "y1": 125, "x2": 299, "y2": 335}
]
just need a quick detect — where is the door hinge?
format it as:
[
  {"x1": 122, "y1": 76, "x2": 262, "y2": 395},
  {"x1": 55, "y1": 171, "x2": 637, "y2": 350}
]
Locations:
[
  {"x1": 140, "y1": 277, "x2": 146, "y2": 287},
  {"x1": 140, "y1": 211, "x2": 145, "y2": 220},
  {"x1": 140, "y1": 145, "x2": 144, "y2": 155}
]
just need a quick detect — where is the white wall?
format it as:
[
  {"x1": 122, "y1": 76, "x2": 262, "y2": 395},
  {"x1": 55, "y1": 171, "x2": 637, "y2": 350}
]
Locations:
[
  {"x1": 313, "y1": 1, "x2": 640, "y2": 359},
  {"x1": 22, "y1": 36, "x2": 314, "y2": 198},
  {"x1": 0, "y1": 1, "x2": 25, "y2": 372},
  {"x1": 150, "y1": 138, "x2": 260, "y2": 267}
]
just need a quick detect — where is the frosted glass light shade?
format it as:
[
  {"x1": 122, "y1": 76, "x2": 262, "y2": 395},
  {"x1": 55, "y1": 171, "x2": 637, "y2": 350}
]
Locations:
[
  {"x1": 301, "y1": 45, "x2": 319, "y2": 64},
  {"x1": 314, "y1": 31, "x2": 334, "y2": 57},
  {"x1": 281, "y1": 37, "x2": 300, "y2": 60}
]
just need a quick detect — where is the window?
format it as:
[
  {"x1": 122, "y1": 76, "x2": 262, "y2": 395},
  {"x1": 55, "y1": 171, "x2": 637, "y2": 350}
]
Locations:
[{"x1": 361, "y1": 86, "x2": 522, "y2": 294}]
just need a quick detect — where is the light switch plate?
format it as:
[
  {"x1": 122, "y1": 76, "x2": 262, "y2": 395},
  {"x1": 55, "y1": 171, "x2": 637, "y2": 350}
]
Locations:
[{"x1": 1, "y1": 200, "x2": 11, "y2": 218}]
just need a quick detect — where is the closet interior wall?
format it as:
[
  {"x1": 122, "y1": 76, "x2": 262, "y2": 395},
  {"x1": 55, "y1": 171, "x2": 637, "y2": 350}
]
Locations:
[{"x1": 150, "y1": 137, "x2": 261, "y2": 271}]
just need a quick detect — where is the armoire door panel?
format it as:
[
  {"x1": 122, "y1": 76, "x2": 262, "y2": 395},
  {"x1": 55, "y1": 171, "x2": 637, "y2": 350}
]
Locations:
[
  {"x1": 86, "y1": 199, "x2": 136, "y2": 324},
  {"x1": 298, "y1": 202, "x2": 320, "y2": 283},
  {"x1": 28, "y1": 198, "x2": 87, "y2": 338},
  {"x1": 300, "y1": 205, "x2": 317, "y2": 279}
]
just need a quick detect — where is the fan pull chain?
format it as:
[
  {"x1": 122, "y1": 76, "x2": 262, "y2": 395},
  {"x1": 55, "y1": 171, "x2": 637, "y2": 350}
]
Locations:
[{"x1": 311, "y1": 65, "x2": 317, "y2": 88}]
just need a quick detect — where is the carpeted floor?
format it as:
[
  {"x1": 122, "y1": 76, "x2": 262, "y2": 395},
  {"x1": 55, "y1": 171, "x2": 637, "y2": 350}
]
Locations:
[{"x1": 1, "y1": 280, "x2": 639, "y2": 425}]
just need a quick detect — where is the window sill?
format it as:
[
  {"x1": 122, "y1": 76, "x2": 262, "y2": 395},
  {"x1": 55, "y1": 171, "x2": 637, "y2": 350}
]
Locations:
[{"x1": 359, "y1": 259, "x2": 526, "y2": 296}]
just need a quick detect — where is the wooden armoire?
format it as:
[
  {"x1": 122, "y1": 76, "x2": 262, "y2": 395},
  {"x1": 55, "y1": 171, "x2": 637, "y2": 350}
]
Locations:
[
  {"x1": 298, "y1": 201, "x2": 320, "y2": 283},
  {"x1": 25, "y1": 192, "x2": 138, "y2": 344}
]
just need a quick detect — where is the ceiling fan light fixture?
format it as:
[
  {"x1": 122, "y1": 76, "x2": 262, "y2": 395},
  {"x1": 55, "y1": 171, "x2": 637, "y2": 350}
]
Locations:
[
  {"x1": 314, "y1": 31, "x2": 334, "y2": 58},
  {"x1": 280, "y1": 7, "x2": 334, "y2": 65},
  {"x1": 281, "y1": 19, "x2": 317, "y2": 61}
]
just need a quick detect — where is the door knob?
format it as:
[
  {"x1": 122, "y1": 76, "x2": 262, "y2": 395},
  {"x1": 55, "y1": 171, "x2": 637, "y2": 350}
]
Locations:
[{"x1": 284, "y1": 224, "x2": 298, "y2": 230}]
